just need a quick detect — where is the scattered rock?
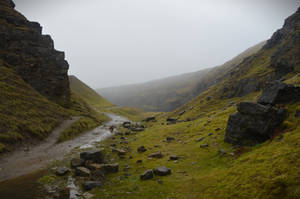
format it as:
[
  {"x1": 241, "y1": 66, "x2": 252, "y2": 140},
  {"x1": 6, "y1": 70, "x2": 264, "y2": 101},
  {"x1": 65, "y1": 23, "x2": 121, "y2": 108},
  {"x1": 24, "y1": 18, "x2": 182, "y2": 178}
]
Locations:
[
  {"x1": 120, "y1": 140, "x2": 129, "y2": 144},
  {"x1": 75, "y1": 167, "x2": 91, "y2": 177},
  {"x1": 169, "y1": 155, "x2": 178, "y2": 160},
  {"x1": 137, "y1": 146, "x2": 147, "y2": 153},
  {"x1": 123, "y1": 122, "x2": 131, "y2": 128},
  {"x1": 225, "y1": 102, "x2": 286, "y2": 146},
  {"x1": 208, "y1": 133, "x2": 214, "y2": 136},
  {"x1": 148, "y1": 151, "x2": 163, "y2": 158},
  {"x1": 136, "y1": 160, "x2": 143, "y2": 164},
  {"x1": 144, "y1": 117, "x2": 156, "y2": 122},
  {"x1": 153, "y1": 166, "x2": 172, "y2": 176},
  {"x1": 125, "y1": 131, "x2": 131, "y2": 135},
  {"x1": 110, "y1": 143, "x2": 117, "y2": 147},
  {"x1": 71, "y1": 158, "x2": 85, "y2": 168},
  {"x1": 140, "y1": 170, "x2": 154, "y2": 180},
  {"x1": 82, "y1": 181, "x2": 103, "y2": 191},
  {"x1": 295, "y1": 110, "x2": 300, "y2": 118},
  {"x1": 218, "y1": 149, "x2": 227, "y2": 156},
  {"x1": 166, "y1": 137, "x2": 175, "y2": 142},
  {"x1": 158, "y1": 179, "x2": 163, "y2": 184},
  {"x1": 179, "y1": 111, "x2": 186, "y2": 116},
  {"x1": 112, "y1": 147, "x2": 126, "y2": 155},
  {"x1": 200, "y1": 144, "x2": 209, "y2": 148},
  {"x1": 258, "y1": 81, "x2": 300, "y2": 105},
  {"x1": 196, "y1": 137, "x2": 205, "y2": 142},
  {"x1": 215, "y1": 128, "x2": 221, "y2": 131},
  {"x1": 80, "y1": 150, "x2": 104, "y2": 163},
  {"x1": 115, "y1": 132, "x2": 123, "y2": 136},
  {"x1": 166, "y1": 118, "x2": 177, "y2": 124},
  {"x1": 56, "y1": 167, "x2": 69, "y2": 176},
  {"x1": 83, "y1": 192, "x2": 94, "y2": 199}
]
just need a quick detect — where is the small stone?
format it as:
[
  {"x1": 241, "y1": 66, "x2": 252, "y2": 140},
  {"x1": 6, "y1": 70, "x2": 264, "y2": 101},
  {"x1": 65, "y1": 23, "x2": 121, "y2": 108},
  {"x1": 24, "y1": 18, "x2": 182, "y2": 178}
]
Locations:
[
  {"x1": 166, "y1": 137, "x2": 175, "y2": 142},
  {"x1": 137, "y1": 146, "x2": 147, "y2": 153},
  {"x1": 153, "y1": 166, "x2": 171, "y2": 176},
  {"x1": 82, "y1": 181, "x2": 103, "y2": 191},
  {"x1": 215, "y1": 128, "x2": 221, "y2": 131},
  {"x1": 140, "y1": 170, "x2": 154, "y2": 180},
  {"x1": 196, "y1": 137, "x2": 205, "y2": 142},
  {"x1": 56, "y1": 167, "x2": 69, "y2": 176},
  {"x1": 70, "y1": 158, "x2": 84, "y2": 168},
  {"x1": 169, "y1": 155, "x2": 178, "y2": 160},
  {"x1": 123, "y1": 122, "x2": 131, "y2": 128},
  {"x1": 179, "y1": 111, "x2": 186, "y2": 116},
  {"x1": 200, "y1": 144, "x2": 209, "y2": 148},
  {"x1": 83, "y1": 192, "x2": 94, "y2": 199},
  {"x1": 158, "y1": 179, "x2": 163, "y2": 184},
  {"x1": 110, "y1": 143, "x2": 117, "y2": 147},
  {"x1": 125, "y1": 131, "x2": 131, "y2": 135},
  {"x1": 136, "y1": 160, "x2": 143, "y2": 164},
  {"x1": 112, "y1": 148, "x2": 127, "y2": 156},
  {"x1": 218, "y1": 149, "x2": 227, "y2": 156},
  {"x1": 208, "y1": 133, "x2": 214, "y2": 136},
  {"x1": 148, "y1": 151, "x2": 163, "y2": 158},
  {"x1": 75, "y1": 167, "x2": 91, "y2": 177}
]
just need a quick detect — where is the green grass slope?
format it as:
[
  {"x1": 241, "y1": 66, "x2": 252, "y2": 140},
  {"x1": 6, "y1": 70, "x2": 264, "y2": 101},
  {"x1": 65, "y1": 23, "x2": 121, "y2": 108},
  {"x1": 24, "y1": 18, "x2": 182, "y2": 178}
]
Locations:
[
  {"x1": 88, "y1": 8, "x2": 300, "y2": 199},
  {"x1": 0, "y1": 63, "x2": 69, "y2": 153},
  {"x1": 97, "y1": 41, "x2": 265, "y2": 112},
  {"x1": 69, "y1": 75, "x2": 113, "y2": 109}
]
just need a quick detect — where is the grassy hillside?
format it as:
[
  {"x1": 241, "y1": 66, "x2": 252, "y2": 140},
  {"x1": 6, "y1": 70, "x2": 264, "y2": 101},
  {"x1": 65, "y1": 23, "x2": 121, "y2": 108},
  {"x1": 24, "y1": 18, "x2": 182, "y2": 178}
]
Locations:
[
  {"x1": 0, "y1": 63, "x2": 69, "y2": 153},
  {"x1": 69, "y1": 75, "x2": 113, "y2": 109},
  {"x1": 97, "y1": 41, "x2": 265, "y2": 112},
  {"x1": 84, "y1": 8, "x2": 300, "y2": 199}
]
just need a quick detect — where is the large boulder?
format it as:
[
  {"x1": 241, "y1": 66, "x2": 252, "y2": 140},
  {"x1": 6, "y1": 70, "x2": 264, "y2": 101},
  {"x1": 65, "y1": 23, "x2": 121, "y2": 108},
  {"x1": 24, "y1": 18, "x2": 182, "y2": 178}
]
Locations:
[
  {"x1": 80, "y1": 150, "x2": 105, "y2": 163},
  {"x1": 225, "y1": 102, "x2": 286, "y2": 146},
  {"x1": 258, "y1": 81, "x2": 300, "y2": 105}
]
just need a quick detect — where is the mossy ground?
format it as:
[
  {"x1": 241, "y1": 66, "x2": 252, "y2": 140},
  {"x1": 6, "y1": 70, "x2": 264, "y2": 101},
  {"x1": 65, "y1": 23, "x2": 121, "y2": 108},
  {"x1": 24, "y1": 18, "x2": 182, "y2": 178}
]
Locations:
[
  {"x1": 0, "y1": 65, "x2": 69, "y2": 153},
  {"x1": 88, "y1": 91, "x2": 300, "y2": 199}
]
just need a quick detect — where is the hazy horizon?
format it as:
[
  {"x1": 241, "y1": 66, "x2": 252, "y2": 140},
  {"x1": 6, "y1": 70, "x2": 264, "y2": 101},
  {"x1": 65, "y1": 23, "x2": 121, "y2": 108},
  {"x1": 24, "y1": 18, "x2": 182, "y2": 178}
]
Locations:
[{"x1": 14, "y1": 0, "x2": 299, "y2": 88}]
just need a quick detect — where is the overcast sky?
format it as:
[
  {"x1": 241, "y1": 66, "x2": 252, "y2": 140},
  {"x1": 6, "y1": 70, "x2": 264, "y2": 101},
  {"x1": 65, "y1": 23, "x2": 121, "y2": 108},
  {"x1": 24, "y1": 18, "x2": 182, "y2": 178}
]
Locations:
[{"x1": 14, "y1": 0, "x2": 299, "y2": 88}]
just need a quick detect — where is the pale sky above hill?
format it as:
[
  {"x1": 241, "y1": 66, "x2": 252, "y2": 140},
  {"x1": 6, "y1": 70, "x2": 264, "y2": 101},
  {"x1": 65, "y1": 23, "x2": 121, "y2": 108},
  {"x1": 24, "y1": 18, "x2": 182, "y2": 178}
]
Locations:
[{"x1": 14, "y1": 0, "x2": 300, "y2": 88}]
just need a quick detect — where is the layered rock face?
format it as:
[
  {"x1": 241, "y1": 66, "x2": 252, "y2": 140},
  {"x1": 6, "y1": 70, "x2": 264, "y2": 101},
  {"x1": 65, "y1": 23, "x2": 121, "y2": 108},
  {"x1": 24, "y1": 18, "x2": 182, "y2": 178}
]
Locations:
[{"x1": 0, "y1": 0, "x2": 70, "y2": 106}]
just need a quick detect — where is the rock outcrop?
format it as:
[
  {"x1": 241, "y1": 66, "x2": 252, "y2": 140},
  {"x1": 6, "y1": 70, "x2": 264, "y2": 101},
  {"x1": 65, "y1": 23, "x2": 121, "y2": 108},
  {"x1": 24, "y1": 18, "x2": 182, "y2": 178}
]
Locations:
[
  {"x1": 258, "y1": 81, "x2": 300, "y2": 105},
  {"x1": 225, "y1": 102, "x2": 286, "y2": 146},
  {"x1": 0, "y1": 0, "x2": 70, "y2": 106},
  {"x1": 264, "y1": 7, "x2": 300, "y2": 76}
]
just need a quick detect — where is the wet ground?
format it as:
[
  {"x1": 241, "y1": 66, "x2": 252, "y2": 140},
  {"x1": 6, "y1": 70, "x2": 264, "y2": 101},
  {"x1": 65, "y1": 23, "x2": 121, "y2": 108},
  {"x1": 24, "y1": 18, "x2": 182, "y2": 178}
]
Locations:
[{"x1": 0, "y1": 113, "x2": 128, "y2": 199}]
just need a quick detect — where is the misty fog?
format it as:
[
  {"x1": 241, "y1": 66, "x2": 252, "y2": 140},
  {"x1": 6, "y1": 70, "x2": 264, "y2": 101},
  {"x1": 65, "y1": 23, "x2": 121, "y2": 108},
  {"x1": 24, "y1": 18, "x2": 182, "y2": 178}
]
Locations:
[{"x1": 14, "y1": 0, "x2": 299, "y2": 88}]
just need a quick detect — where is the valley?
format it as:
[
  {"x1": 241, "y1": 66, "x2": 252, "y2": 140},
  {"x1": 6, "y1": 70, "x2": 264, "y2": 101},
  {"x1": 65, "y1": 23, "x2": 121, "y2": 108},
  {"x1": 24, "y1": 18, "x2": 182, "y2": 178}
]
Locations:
[{"x1": 0, "y1": 1, "x2": 300, "y2": 199}]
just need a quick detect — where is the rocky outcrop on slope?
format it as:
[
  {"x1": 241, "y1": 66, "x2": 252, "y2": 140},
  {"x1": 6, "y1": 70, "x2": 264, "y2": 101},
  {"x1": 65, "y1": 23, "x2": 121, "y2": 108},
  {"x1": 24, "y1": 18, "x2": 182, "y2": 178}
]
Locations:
[
  {"x1": 225, "y1": 102, "x2": 286, "y2": 146},
  {"x1": 225, "y1": 81, "x2": 300, "y2": 146},
  {"x1": 0, "y1": 0, "x2": 70, "y2": 106},
  {"x1": 258, "y1": 81, "x2": 300, "y2": 105},
  {"x1": 264, "y1": 7, "x2": 300, "y2": 76}
]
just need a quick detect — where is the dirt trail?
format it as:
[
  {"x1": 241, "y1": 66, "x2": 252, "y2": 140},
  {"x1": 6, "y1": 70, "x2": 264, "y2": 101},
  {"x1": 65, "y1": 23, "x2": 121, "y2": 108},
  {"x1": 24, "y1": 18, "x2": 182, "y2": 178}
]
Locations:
[{"x1": 0, "y1": 113, "x2": 128, "y2": 182}]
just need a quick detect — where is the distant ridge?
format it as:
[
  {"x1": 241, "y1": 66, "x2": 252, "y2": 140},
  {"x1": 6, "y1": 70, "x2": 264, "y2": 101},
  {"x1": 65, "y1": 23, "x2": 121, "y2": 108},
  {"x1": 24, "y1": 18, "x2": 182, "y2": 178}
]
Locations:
[{"x1": 97, "y1": 41, "x2": 266, "y2": 111}]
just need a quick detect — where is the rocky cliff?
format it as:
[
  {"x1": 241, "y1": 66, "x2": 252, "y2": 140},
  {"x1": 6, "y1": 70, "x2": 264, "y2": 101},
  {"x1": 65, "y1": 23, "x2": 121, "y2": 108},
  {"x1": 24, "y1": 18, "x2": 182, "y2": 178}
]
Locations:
[{"x1": 0, "y1": 0, "x2": 70, "y2": 106}]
